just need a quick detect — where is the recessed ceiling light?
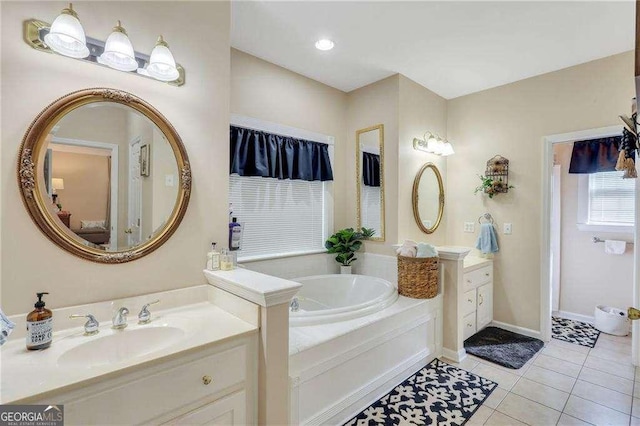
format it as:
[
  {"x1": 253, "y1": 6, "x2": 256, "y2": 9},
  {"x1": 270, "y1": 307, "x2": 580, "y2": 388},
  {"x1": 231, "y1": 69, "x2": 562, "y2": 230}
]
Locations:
[{"x1": 315, "y1": 39, "x2": 334, "y2": 51}]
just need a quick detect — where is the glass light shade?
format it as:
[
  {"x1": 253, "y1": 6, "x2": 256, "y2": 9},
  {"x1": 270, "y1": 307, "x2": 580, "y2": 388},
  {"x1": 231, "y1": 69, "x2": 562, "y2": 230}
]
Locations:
[
  {"x1": 43, "y1": 5, "x2": 89, "y2": 58},
  {"x1": 97, "y1": 22, "x2": 138, "y2": 72},
  {"x1": 146, "y1": 36, "x2": 179, "y2": 82},
  {"x1": 433, "y1": 139, "x2": 445, "y2": 155},
  {"x1": 441, "y1": 142, "x2": 455, "y2": 156},
  {"x1": 426, "y1": 135, "x2": 439, "y2": 153}
]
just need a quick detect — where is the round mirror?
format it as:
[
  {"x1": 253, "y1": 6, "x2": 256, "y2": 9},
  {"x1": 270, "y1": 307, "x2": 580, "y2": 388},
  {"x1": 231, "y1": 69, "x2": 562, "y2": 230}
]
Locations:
[
  {"x1": 18, "y1": 88, "x2": 191, "y2": 263},
  {"x1": 412, "y1": 163, "x2": 444, "y2": 234}
]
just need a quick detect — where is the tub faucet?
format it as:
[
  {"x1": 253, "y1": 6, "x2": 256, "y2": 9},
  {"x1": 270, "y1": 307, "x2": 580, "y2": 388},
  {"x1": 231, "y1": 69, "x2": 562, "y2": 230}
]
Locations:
[
  {"x1": 290, "y1": 297, "x2": 300, "y2": 312},
  {"x1": 112, "y1": 307, "x2": 129, "y2": 329}
]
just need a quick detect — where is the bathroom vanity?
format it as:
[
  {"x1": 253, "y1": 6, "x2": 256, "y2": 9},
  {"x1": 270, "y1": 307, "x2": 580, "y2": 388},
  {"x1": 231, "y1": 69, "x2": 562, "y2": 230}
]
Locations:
[
  {"x1": 1, "y1": 286, "x2": 259, "y2": 425},
  {"x1": 462, "y1": 256, "x2": 494, "y2": 340}
]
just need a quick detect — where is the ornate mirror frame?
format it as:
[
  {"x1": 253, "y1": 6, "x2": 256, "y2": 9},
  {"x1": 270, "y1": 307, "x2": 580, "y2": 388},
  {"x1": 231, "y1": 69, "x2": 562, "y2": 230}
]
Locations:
[
  {"x1": 17, "y1": 88, "x2": 192, "y2": 263},
  {"x1": 356, "y1": 124, "x2": 385, "y2": 242},
  {"x1": 412, "y1": 162, "x2": 444, "y2": 234}
]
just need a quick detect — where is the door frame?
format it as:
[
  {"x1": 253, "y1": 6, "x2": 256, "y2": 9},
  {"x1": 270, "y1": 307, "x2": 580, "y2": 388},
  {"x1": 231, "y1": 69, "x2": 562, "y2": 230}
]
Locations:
[
  {"x1": 50, "y1": 136, "x2": 119, "y2": 250},
  {"x1": 540, "y1": 125, "x2": 624, "y2": 343}
]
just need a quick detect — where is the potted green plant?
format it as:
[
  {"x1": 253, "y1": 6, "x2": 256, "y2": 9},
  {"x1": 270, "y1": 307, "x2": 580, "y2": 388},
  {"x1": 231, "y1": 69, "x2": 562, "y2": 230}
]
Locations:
[{"x1": 325, "y1": 227, "x2": 375, "y2": 274}]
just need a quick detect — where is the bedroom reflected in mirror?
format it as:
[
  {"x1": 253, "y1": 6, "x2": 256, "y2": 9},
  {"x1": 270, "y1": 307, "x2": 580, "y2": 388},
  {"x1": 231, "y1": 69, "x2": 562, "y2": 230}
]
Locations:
[
  {"x1": 356, "y1": 124, "x2": 385, "y2": 241},
  {"x1": 19, "y1": 88, "x2": 191, "y2": 263}
]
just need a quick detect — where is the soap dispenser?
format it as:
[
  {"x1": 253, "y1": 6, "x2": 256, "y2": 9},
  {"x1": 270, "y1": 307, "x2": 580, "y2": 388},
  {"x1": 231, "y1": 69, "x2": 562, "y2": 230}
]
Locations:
[
  {"x1": 26, "y1": 292, "x2": 53, "y2": 350},
  {"x1": 206, "y1": 242, "x2": 220, "y2": 271}
]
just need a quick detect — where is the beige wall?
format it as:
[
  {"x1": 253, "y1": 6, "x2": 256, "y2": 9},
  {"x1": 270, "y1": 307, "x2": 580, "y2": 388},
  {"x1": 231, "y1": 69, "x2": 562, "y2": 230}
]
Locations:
[
  {"x1": 1, "y1": 1, "x2": 230, "y2": 315},
  {"x1": 51, "y1": 152, "x2": 109, "y2": 230},
  {"x1": 554, "y1": 142, "x2": 633, "y2": 318},
  {"x1": 447, "y1": 52, "x2": 634, "y2": 331},
  {"x1": 346, "y1": 76, "x2": 400, "y2": 255},
  {"x1": 230, "y1": 49, "x2": 348, "y2": 232},
  {"x1": 398, "y1": 75, "x2": 448, "y2": 247}
]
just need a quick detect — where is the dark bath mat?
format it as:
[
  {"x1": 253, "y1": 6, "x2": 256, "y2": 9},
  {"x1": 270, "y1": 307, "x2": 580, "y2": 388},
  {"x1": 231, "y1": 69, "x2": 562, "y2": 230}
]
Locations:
[{"x1": 464, "y1": 327, "x2": 544, "y2": 369}]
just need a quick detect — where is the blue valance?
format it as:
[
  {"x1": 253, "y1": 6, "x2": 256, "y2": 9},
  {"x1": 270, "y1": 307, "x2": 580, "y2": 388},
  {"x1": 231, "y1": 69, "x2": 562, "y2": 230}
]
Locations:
[
  {"x1": 230, "y1": 126, "x2": 333, "y2": 181},
  {"x1": 569, "y1": 137, "x2": 621, "y2": 174},
  {"x1": 362, "y1": 152, "x2": 381, "y2": 187}
]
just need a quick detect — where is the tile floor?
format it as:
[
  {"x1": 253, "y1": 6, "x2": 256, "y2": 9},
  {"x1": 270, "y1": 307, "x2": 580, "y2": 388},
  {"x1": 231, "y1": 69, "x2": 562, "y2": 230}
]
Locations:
[{"x1": 443, "y1": 332, "x2": 637, "y2": 426}]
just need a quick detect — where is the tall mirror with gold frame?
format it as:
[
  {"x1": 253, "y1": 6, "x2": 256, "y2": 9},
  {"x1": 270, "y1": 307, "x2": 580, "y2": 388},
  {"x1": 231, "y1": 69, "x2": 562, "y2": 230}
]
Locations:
[
  {"x1": 18, "y1": 88, "x2": 191, "y2": 263},
  {"x1": 356, "y1": 124, "x2": 385, "y2": 241},
  {"x1": 412, "y1": 163, "x2": 444, "y2": 234}
]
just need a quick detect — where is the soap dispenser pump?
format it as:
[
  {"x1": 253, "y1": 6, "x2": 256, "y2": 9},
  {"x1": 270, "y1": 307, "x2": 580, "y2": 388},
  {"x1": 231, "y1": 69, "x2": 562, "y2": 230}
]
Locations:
[{"x1": 26, "y1": 292, "x2": 53, "y2": 350}]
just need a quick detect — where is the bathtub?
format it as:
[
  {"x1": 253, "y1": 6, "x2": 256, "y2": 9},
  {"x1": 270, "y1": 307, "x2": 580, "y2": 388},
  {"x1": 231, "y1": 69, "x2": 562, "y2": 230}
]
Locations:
[{"x1": 290, "y1": 274, "x2": 398, "y2": 326}]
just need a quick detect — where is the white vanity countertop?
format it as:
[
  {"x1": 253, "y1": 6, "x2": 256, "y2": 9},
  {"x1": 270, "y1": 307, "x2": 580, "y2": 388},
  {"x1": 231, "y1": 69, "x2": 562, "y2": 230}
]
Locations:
[
  {"x1": 463, "y1": 256, "x2": 493, "y2": 271},
  {"x1": 0, "y1": 302, "x2": 257, "y2": 404}
]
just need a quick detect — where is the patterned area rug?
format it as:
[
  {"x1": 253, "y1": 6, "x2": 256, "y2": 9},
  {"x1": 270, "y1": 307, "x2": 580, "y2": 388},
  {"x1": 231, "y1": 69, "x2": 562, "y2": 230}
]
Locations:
[
  {"x1": 343, "y1": 359, "x2": 497, "y2": 426},
  {"x1": 552, "y1": 316, "x2": 600, "y2": 348}
]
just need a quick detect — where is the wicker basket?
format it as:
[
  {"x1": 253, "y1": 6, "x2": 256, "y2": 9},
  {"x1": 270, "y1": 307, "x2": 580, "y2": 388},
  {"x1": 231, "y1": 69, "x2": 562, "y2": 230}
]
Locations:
[{"x1": 397, "y1": 255, "x2": 439, "y2": 299}]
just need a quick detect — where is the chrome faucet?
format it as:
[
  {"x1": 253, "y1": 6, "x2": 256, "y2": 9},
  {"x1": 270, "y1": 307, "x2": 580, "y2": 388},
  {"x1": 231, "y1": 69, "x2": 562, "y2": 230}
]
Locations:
[
  {"x1": 70, "y1": 314, "x2": 99, "y2": 335},
  {"x1": 112, "y1": 307, "x2": 129, "y2": 329},
  {"x1": 290, "y1": 297, "x2": 300, "y2": 312},
  {"x1": 138, "y1": 300, "x2": 160, "y2": 324}
]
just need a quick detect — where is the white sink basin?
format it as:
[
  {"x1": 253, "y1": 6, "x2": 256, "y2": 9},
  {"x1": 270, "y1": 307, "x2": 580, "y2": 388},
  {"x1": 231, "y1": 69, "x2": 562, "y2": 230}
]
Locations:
[{"x1": 57, "y1": 326, "x2": 185, "y2": 368}]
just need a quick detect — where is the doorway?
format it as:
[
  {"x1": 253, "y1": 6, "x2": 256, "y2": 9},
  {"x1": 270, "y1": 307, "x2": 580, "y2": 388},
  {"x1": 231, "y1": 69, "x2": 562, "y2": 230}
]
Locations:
[{"x1": 541, "y1": 125, "x2": 637, "y2": 366}]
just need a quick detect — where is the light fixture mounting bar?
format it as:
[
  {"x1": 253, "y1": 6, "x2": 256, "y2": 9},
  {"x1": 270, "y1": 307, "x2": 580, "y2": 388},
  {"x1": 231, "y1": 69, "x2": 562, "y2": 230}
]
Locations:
[{"x1": 23, "y1": 19, "x2": 185, "y2": 86}]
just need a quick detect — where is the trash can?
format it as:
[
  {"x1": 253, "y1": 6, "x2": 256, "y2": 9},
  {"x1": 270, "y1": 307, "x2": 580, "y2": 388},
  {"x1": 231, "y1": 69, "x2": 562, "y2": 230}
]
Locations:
[{"x1": 594, "y1": 305, "x2": 629, "y2": 336}]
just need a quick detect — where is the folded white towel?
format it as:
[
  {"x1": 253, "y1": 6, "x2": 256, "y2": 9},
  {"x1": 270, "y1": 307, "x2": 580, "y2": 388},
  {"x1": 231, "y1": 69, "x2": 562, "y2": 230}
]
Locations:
[
  {"x1": 605, "y1": 240, "x2": 626, "y2": 255},
  {"x1": 397, "y1": 247, "x2": 417, "y2": 257}
]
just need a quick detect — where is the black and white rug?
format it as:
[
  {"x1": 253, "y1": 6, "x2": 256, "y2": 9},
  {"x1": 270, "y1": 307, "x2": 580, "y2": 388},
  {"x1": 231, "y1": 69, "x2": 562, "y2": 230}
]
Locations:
[
  {"x1": 464, "y1": 327, "x2": 544, "y2": 369},
  {"x1": 343, "y1": 359, "x2": 497, "y2": 426},
  {"x1": 552, "y1": 316, "x2": 600, "y2": 348}
]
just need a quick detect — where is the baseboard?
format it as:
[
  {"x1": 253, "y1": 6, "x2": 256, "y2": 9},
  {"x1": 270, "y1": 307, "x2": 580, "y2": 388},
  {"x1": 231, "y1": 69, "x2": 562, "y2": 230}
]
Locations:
[
  {"x1": 553, "y1": 310, "x2": 595, "y2": 325},
  {"x1": 441, "y1": 347, "x2": 466, "y2": 363},
  {"x1": 490, "y1": 320, "x2": 541, "y2": 339}
]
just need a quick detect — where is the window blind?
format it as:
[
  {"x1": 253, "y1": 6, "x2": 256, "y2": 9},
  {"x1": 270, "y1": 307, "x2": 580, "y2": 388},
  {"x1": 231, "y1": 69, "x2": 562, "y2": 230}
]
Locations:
[
  {"x1": 229, "y1": 175, "x2": 327, "y2": 259},
  {"x1": 588, "y1": 171, "x2": 635, "y2": 225}
]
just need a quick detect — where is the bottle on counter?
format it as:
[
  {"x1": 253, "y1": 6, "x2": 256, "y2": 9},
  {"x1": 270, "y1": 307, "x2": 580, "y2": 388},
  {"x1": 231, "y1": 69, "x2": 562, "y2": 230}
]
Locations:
[
  {"x1": 206, "y1": 242, "x2": 220, "y2": 271},
  {"x1": 220, "y1": 248, "x2": 235, "y2": 271},
  {"x1": 229, "y1": 217, "x2": 243, "y2": 251},
  {"x1": 26, "y1": 292, "x2": 53, "y2": 350}
]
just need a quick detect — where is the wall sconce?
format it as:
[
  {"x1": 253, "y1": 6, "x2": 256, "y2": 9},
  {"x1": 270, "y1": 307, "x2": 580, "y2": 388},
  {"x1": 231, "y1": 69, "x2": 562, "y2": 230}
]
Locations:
[
  {"x1": 24, "y1": 3, "x2": 185, "y2": 86},
  {"x1": 413, "y1": 132, "x2": 454, "y2": 156}
]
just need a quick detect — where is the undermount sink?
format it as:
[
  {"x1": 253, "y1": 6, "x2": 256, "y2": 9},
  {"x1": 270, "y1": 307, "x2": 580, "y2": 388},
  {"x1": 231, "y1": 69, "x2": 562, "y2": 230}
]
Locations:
[{"x1": 57, "y1": 326, "x2": 185, "y2": 368}]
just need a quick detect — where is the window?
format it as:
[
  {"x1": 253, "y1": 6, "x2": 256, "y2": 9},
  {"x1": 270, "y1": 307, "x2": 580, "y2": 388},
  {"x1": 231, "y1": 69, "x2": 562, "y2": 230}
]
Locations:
[
  {"x1": 578, "y1": 170, "x2": 635, "y2": 231},
  {"x1": 229, "y1": 175, "x2": 330, "y2": 260}
]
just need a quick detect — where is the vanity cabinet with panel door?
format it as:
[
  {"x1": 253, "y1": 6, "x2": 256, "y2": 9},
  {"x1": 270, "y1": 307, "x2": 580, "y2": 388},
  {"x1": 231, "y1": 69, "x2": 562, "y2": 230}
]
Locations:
[
  {"x1": 28, "y1": 335, "x2": 257, "y2": 425},
  {"x1": 462, "y1": 258, "x2": 494, "y2": 340}
]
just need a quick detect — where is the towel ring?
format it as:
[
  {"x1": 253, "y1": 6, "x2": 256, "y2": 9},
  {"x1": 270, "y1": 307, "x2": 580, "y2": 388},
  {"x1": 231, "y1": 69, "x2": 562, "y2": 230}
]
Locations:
[{"x1": 478, "y1": 213, "x2": 494, "y2": 224}]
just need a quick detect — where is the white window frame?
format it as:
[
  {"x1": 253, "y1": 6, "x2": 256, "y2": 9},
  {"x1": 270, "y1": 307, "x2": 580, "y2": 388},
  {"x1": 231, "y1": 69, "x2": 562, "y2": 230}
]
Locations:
[
  {"x1": 577, "y1": 172, "x2": 634, "y2": 234},
  {"x1": 230, "y1": 114, "x2": 334, "y2": 263}
]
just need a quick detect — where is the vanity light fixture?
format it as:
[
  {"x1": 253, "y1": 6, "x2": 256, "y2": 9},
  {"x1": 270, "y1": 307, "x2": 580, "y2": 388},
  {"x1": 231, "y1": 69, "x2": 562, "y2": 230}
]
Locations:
[
  {"x1": 138, "y1": 36, "x2": 179, "y2": 82},
  {"x1": 97, "y1": 21, "x2": 138, "y2": 72},
  {"x1": 24, "y1": 11, "x2": 185, "y2": 85},
  {"x1": 43, "y1": 3, "x2": 90, "y2": 59},
  {"x1": 413, "y1": 132, "x2": 454, "y2": 156},
  {"x1": 315, "y1": 39, "x2": 335, "y2": 51}
]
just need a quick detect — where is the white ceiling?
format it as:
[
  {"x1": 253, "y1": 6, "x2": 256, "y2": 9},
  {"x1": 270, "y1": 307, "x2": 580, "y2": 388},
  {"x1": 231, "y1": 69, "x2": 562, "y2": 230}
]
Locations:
[{"x1": 231, "y1": 1, "x2": 635, "y2": 99}]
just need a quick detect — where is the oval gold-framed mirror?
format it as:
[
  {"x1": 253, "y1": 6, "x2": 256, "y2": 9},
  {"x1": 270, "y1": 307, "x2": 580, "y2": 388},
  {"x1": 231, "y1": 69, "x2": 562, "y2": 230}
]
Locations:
[
  {"x1": 17, "y1": 88, "x2": 191, "y2": 263},
  {"x1": 412, "y1": 163, "x2": 444, "y2": 234}
]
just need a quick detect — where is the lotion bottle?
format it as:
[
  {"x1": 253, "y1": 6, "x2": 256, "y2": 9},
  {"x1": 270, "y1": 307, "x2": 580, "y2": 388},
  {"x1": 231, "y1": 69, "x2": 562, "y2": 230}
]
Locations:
[
  {"x1": 220, "y1": 248, "x2": 234, "y2": 271},
  {"x1": 26, "y1": 292, "x2": 53, "y2": 350},
  {"x1": 206, "y1": 242, "x2": 220, "y2": 271}
]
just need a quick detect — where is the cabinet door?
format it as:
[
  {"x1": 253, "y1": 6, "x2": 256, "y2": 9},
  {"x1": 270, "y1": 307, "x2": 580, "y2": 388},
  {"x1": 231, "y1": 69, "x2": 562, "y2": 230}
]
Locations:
[
  {"x1": 163, "y1": 390, "x2": 246, "y2": 426},
  {"x1": 463, "y1": 311, "x2": 477, "y2": 341},
  {"x1": 476, "y1": 283, "x2": 493, "y2": 330}
]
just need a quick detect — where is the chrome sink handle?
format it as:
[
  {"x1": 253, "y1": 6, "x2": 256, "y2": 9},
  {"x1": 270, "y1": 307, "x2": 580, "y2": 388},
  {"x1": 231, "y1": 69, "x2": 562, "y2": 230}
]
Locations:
[
  {"x1": 70, "y1": 314, "x2": 99, "y2": 335},
  {"x1": 290, "y1": 297, "x2": 300, "y2": 312},
  {"x1": 112, "y1": 307, "x2": 129, "y2": 329},
  {"x1": 138, "y1": 300, "x2": 160, "y2": 324}
]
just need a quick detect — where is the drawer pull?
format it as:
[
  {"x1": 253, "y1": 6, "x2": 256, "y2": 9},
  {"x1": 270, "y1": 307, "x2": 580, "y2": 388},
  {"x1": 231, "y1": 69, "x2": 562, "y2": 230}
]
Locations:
[
  {"x1": 479, "y1": 294, "x2": 484, "y2": 306},
  {"x1": 467, "y1": 323, "x2": 473, "y2": 327},
  {"x1": 202, "y1": 375, "x2": 212, "y2": 385},
  {"x1": 467, "y1": 299, "x2": 473, "y2": 303},
  {"x1": 485, "y1": 273, "x2": 490, "y2": 277},
  {"x1": 466, "y1": 280, "x2": 471, "y2": 283}
]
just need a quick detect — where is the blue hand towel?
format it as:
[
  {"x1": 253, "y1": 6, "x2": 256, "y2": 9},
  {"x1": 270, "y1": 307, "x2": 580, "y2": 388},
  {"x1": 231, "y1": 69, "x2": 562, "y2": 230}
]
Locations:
[
  {"x1": 416, "y1": 243, "x2": 438, "y2": 258},
  {"x1": 476, "y1": 223, "x2": 499, "y2": 254}
]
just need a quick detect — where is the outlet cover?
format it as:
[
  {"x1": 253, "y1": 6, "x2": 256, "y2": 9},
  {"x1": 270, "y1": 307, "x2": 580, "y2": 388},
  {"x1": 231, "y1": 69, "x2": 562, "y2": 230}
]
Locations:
[
  {"x1": 504, "y1": 223, "x2": 512, "y2": 234},
  {"x1": 464, "y1": 222, "x2": 475, "y2": 233}
]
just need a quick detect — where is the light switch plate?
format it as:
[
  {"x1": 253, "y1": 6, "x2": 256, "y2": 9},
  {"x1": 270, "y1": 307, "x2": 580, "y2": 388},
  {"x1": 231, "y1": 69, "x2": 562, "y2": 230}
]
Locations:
[
  {"x1": 464, "y1": 222, "x2": 475, "y2": 233},
  {"x1": 504, "y1": 223, "x2": 512, "y2": 234}
]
